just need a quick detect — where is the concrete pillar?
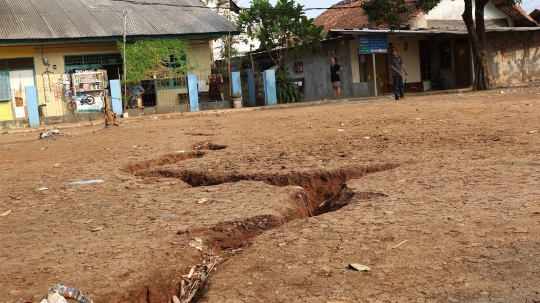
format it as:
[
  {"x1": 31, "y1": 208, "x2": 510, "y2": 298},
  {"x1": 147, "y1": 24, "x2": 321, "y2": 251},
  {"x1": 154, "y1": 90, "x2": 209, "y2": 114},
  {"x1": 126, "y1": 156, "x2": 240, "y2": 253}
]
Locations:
[
  {"x1": 231, "y1": 71, "x2": 242, "y2": 100},
  {"x1": 25, "y1": 86, "x2": 40, "y2": 127},
  {"x1": 373, "y1": 53, "x2": 377, "y2": 97},
  {"x1": 110, "y1": 80, "x2": 123, "y2": 116},
  {"x1": 263, "y1": 69, "x2": 277, "y2": 106},
  {"x1": 187, "y1": 74, "x2": 199, "y2": 112},
  {"x1": 247, "y1": 70, "x2": 256, "y2": 107}
]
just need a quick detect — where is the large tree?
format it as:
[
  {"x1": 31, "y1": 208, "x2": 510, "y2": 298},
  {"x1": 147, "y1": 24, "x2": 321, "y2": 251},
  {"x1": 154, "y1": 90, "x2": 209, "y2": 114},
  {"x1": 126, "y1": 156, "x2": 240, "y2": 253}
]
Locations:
[
  {"x1": 237, "y1": 0, "x2": 324, "y2": 67},
  {"x1": 237, "y1": 0, "x2": 325, "y2": 102},
  {"x1": 361, "y1": 0, "x2": 520, "y2": 90}
]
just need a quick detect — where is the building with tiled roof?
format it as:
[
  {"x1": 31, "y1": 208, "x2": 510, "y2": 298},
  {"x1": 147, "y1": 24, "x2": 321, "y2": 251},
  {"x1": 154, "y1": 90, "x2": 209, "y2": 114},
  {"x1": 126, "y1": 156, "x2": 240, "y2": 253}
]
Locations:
[{"x1": 278, "y1": 0, "x2": 540, "y2": 101}]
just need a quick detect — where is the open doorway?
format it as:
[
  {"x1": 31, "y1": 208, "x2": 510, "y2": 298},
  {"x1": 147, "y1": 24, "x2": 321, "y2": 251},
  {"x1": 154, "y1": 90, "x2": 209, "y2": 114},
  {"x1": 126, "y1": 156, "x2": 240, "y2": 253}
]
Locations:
[
  {"x1": 454, "y1": 39, "x2": 471, "y2": 88},
  {"x1": 358, "y1": 53, "x2": 389, "y2": 95}
]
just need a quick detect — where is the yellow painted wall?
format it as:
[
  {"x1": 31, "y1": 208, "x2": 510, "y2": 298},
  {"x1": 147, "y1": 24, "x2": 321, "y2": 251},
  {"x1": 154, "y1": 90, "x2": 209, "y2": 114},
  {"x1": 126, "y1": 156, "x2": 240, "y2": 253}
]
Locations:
[
  {"x1": 187, "y1": 40, "x2": 212, "y2": 98},
  {"x1": 0, "y1": 46, "x2": 34, "y2": 121},
  {"x1": 189, "y1": 40, "x2": 212, "y2": 78},
  {"x1": 0, "y1": 101, "x2": 12, "y2": 121},
  {"x1": 388, "y1": 36, "x2": 421, "y2": 83},
  {"x1": 0, "y1": 95, "x2": 13, "y2": 121},
  {"x1": 0, "y1": 46, "x2": 34, "y2": 59},
  {"x1": 33, "y1": 43, "x2": 119, "y2": 116},
  {"x1": 157, "y1": 88, "x2": 188, "y2": 106},
  {"x1": 349, "y1": 37, "x2": 361, "y2": 83},
  {"x1": 35, "y1": 40, "x2": 212, "y2": 114}
]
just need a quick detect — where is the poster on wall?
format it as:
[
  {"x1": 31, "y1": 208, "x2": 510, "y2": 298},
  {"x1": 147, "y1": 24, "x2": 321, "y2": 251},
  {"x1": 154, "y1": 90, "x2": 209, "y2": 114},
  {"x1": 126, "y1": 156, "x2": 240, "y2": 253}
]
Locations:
[
  {"x1": 75, "y1": 96, "x2": 104, "y2": 113},
  {"x1": 359, "y1": 35, "x2": 389, "y2": 54},
  {"x1": 42, "y1": 71, "x2": 54, "y2": 102}
]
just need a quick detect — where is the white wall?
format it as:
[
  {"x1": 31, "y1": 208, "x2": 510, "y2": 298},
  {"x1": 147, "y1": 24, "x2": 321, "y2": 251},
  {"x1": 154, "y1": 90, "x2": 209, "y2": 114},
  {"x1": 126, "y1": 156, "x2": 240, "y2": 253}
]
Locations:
[
  {"x1": 388, "y1": 36, "x2": 422, "y2": 83},
  {"x1": 206, "y1": 0, "x2": 260, "y2": 60},
  {"x1": 410, "y1": 0, "x2": 513, "y2": 27}
]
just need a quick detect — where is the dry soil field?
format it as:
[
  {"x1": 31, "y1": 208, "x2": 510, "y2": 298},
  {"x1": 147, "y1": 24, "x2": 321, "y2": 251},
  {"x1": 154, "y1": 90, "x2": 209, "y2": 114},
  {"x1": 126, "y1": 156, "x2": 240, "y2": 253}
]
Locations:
[{"x1": 1, "y1": 89, "x2": 540, "y2": 303}]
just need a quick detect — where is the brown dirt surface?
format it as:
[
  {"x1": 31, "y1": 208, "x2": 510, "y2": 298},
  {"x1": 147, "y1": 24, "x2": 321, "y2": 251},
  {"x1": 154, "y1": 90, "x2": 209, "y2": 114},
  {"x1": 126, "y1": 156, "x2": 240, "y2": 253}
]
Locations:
[{"x1": 1, "y1": 89, "x2": 540, "y2": 303}]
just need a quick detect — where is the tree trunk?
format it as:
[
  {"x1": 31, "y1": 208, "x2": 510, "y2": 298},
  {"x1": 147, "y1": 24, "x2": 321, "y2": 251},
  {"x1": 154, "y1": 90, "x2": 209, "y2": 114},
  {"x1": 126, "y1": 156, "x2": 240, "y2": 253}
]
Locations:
[{"x1": 462, "y1": 0, "x2": 490, "y2": 90}]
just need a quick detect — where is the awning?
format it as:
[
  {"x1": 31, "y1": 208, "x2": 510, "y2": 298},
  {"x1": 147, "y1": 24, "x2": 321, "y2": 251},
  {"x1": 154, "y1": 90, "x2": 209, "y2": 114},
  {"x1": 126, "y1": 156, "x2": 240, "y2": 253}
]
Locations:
[{"x1": 331, "y1": 27, "x2": 540, "y2": 36}]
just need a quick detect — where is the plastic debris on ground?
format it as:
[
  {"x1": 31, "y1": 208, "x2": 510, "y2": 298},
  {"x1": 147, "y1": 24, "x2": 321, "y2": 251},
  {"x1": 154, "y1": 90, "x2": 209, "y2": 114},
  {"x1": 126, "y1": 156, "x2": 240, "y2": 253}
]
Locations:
[
  {"x1": 161, "y1": 214, "x2": 177, "y2": 219},
  {"x1": 39, "y1": 284, "x2": 93, "y2": 303},
  {"x1": 349, "y1": 263, "x2": 371, "y2": 272},
  {"x1": 91, "y1": 226, "x2": 104, "y2": 232},
  {"x1": 189, "y1": 238, "x2": 204, "y2": 251},
  {"x1": 39, "y1": 130, "x2": 63, "y2": 140},
  {"x1": 68, "y1": 180, "x2": 104, "y2": 185}
]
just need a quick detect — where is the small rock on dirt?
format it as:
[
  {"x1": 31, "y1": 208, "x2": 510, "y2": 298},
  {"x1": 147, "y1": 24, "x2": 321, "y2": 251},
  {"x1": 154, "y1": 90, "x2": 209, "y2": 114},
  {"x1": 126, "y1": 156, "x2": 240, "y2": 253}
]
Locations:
[
  {"x1": 479, "y1": 291, "x2": 489, "y2": 296},
  {"x1": 447, "y1": 297, "x2": 459, "y2": 302}
]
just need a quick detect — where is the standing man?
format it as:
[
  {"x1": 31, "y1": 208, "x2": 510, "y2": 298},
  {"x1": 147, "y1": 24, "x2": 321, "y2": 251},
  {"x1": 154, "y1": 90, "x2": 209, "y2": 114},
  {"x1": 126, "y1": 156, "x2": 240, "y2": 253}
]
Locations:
[
  {"x1": 330, "y1": 57, "x2": 343, "y2": 100},
  {"x1": 389, "y1": 47, "x2": 408, "y2": 100}
]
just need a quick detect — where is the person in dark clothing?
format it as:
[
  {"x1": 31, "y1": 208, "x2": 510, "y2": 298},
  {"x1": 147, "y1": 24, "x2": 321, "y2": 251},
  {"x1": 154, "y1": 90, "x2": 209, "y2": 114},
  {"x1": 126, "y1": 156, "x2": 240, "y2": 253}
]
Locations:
[
  {"x1": 389, "y1": 48, "x2": 408, "y2": 100},
  {"x1": 206, "y1": 74, "x2": 224, "y2": 101},
  {"x1": 330, "y1": 57, "x2": 343, "y2": 100}
]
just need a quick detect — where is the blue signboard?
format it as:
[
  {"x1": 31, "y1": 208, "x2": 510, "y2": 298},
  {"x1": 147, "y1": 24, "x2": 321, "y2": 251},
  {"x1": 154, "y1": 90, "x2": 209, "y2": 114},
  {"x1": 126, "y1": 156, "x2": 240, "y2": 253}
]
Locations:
[{"x1": 359, "y1": 35, "x2": 389, "y2": 54}]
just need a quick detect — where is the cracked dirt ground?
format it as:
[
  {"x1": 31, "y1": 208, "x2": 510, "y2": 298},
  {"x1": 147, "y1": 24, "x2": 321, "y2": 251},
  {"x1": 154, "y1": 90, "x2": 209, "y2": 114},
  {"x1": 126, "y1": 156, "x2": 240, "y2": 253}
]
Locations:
[{"x1": 1, "y1": 90, "x2": 540, "y2": 303}]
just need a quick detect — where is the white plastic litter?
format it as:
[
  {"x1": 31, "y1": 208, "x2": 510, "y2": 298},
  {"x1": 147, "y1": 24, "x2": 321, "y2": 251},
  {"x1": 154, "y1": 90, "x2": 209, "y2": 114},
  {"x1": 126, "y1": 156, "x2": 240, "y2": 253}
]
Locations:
[
  {"x1": 40, "y1": 290, "x2": 68, "y2": 303},
  {"x1": 68, "y1": 180, "x2": 104, "y2": 185}
]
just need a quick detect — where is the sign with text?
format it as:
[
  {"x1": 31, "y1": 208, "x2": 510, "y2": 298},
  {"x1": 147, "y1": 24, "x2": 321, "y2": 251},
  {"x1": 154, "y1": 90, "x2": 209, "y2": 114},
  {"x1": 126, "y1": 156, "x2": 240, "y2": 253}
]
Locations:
[{"x1": 358, "y1": 35, "x2": 389, "y2": 54}]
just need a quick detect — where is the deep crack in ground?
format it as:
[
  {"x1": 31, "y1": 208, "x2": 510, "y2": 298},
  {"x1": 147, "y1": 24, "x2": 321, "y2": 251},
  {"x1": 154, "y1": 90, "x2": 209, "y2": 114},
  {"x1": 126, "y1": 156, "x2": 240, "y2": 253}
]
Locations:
[{"x1": 121, "y1": 145, "x2": 398, "y2": 302}]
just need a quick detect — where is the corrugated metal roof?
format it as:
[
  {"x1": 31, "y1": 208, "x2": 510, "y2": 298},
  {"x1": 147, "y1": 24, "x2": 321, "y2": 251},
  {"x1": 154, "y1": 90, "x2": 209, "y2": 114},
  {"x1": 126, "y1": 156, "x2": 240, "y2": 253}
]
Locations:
[
  {"x1": 90, "y1": 12, "x2": 125, "y2": 36},
  {"x1": 40, "y1": 13, "x2": 81, "y2": 38},
  {"x1": 7, "y1": 0, "x2": 37, "y2": 14},
  {"x1": 29, "y1": 0, "x2": 63, "y2": 13},
  {"x1": 0, "y1": 0, "x2": 236, "y2": 40}
]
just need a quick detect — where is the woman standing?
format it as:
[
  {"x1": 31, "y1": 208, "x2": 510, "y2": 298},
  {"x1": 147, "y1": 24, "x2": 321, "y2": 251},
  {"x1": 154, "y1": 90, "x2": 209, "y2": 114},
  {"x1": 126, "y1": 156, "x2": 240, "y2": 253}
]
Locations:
[
  {"x1": 206, "y1": 74, "x2": 224, "y2": 101},
  {"x1": 330, "y1": 57, "x2": 343, "y2": 100}
]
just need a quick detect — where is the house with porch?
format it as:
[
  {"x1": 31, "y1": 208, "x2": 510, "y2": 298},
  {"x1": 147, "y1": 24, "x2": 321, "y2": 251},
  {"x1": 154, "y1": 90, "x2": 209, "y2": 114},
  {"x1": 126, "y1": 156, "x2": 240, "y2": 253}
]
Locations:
[
  {"x1": 0, "y1": 0, "x2": 238, "y2": 122},
  {"x1": 284, "y1": 0, "x2": 539, "y2": 101}
]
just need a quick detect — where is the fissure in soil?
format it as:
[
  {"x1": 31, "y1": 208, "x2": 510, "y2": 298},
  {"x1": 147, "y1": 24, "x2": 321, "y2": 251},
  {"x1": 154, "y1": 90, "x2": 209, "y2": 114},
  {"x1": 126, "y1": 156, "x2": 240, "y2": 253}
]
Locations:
[{"x1": 122, "y1": 150, "x2": 397, "y2": 303}]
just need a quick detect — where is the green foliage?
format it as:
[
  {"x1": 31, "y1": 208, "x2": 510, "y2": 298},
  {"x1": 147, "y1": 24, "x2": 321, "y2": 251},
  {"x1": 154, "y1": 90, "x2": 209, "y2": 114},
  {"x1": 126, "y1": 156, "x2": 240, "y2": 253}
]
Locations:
[
  {"x1": 238, "y1": 0, "x2": 320, "y2": 103},
  {"x1": 117, "y1": 39, "x2": 196, "y2": 84},
  {"x1": 361, "y1": 0, "x2": 439, "y2": 29},
  {"x1": 237, "y1": 0, "x2": 324, "y2": 66},
  {"x1": 215, "y1": 36, "x2": 249, "y2": 73},
  {"x1": 275, "y1": 67, "x2": 302, "y2": 103}
]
